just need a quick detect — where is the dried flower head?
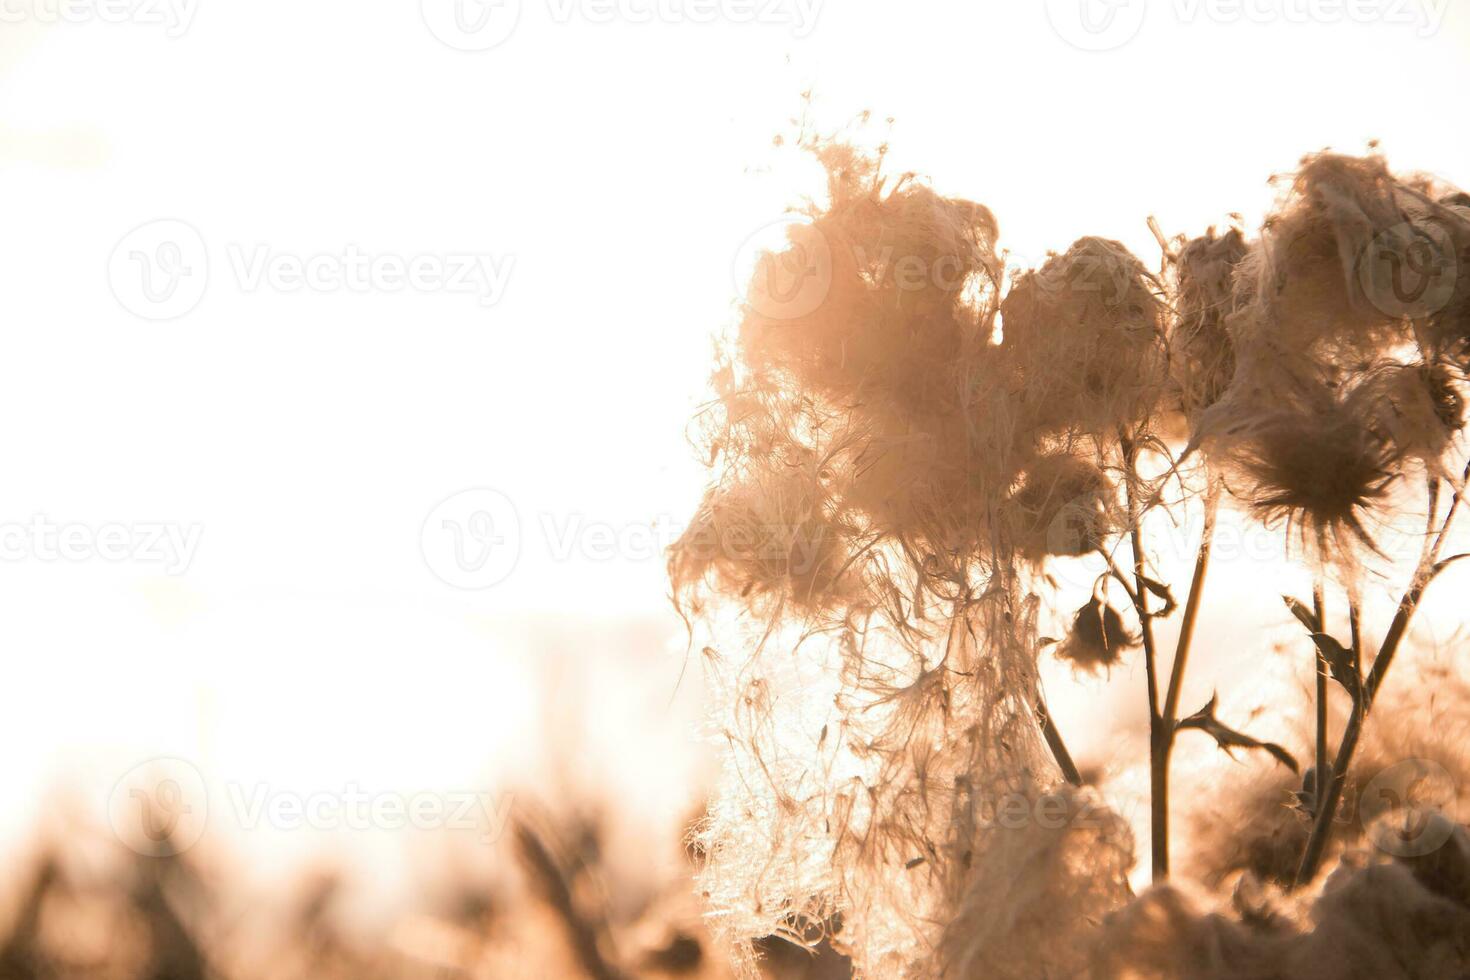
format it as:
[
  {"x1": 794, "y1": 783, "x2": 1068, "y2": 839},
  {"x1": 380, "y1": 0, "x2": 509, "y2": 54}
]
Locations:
[
  {"x1": 1056, "y1": 597, "x2": 1137, "y2": 673},
  {"x1": 1223, "y1": 389, "x2": 1397, "y2": 555},
  {"x1": 1354, "y1": 360, "x2": 1466, "y2": 473},
  {"x1": 1238, "y1": 153, "x2": 1413, "y2": 357},
  {"x1": 1000, "y1": 237, "x2": 1168, "y2": 439},
  {"x1": 1002, "y1": 453, "x2": 1115, "y2": 562},
  {"x1": 1428, "y1": 193, "x2": 1470, "y2": 363},
  {"x1": 737, "y1": 162, "x2": 1001, "y2": 415},
  {"x1": 668, "y1": 462, "x2": 867, "y2": 616},
  {"x1": 1172, "y1": 228, "x2": 1247, "y2": 423}
]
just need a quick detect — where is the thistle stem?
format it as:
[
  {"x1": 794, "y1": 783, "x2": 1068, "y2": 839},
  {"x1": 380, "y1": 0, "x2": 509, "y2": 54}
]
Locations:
[
  {"x1": 1150, "y1": 489, "x2": 1219, "y2": 879},
  {"x1": 1312, "y1": 583, "x2": 1328, "y2": 796},
  {"x1": 1036, "y1": 695, "x2": 1083, "y2": 788},
  {"x1": 1162, "y1": 490, "x2": 1219, "y2": 729},
  {"x1": 1119, "y1": 431, "x2": 1166, "y2": 879},
  {"x1": 1295, "y1": 463, "x2": 1470, "y2": 886}
]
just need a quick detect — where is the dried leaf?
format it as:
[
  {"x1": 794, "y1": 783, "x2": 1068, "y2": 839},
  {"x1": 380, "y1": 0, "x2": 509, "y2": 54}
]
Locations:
[
  {"x1": 1309, "y1": 632, "x2": 1362, "y2": 704},
  {"x1": 1139, "y1": 575, "x2": 1178, "y2": 616},
  {"x1": 1282, "y1": 594, "x2": 1320, "y2": 634},
  {"x1": 1176, "y1": 694, "x2": 1299, "y2": 772}
]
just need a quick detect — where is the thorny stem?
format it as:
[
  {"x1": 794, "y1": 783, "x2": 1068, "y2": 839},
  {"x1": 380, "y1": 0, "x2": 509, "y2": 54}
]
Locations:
[
  {"x1": 1294, "y1": 462, "x2": 1470, "y2": 887},
  {"x1": 1153, "y1": 489, "x2": 1219, "y2": 879},
  {"x1": 1119, "y1": 430, "x2": 1166, "y2": 879}
]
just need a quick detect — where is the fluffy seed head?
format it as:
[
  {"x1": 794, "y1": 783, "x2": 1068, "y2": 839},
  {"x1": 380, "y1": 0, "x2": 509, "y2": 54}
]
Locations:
[
  {"x1": 1354, "y1": 360, "x2": 1466, "y2": 472},
  {"x1": 1002, "y1": 454, "x2": 1115, "y2": 562},
  {"x1": 1172, "y1": 228, "x2": 1247, "y2": 423},
  {"x1": 1226, "y1": 391, "x2": 1397, "y2": 555},
  {"x1": 1000, "y1": 237, "x2": 1169, "y2": 439}
]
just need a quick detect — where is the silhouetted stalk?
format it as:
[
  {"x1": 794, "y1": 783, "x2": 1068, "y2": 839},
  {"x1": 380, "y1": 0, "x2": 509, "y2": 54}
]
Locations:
[
  {"x1": 1161, "y1": 490, "x2": 1219, "y2": 728},
  {"x1": 1152, "y1": 489, "x2": 1219, "y2": 878},
  {"x1": 1312, "y1": 583, "x2": 1328, "y2": 793},
  {"x1": 1036, "y1": 696, "x2": 1083, "y2": 787},
  {"x1": 1119, "y1": 431, "x2": 1166, "y2": 879},
  {"x1": 1295, "y1": 462, "x2": 1470, "y2": 886}
]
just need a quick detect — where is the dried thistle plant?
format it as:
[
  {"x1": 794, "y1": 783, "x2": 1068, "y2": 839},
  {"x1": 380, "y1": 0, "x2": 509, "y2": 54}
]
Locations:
[{"x1": 673, "y1": 136, "x2": 1470, "y2": 977}]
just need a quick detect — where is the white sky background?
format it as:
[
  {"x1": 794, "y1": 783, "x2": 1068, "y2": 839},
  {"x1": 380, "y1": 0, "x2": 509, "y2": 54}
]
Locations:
[{"x1": 0, "y1": 0, "x2": 1468, "y2": 893}]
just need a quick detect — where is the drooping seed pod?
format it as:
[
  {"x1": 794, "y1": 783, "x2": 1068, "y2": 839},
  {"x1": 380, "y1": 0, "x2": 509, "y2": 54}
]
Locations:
[{"x1": 1055, "y1": 597, "x2": 1137, "y2": 672}]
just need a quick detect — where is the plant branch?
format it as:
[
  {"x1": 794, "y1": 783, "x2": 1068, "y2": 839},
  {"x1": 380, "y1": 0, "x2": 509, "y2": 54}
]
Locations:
[
  {"x1": 1312, "y1": 582, "x2": 1328, "y2": 797},
  {"x1": 1120, "y1": 430, "x2": 1167, "y2": 880},
  {"x1": 1162, "y1": 489, "x2": 1218, "y2": 729},
  {"x1": 1036, "y1": 695, "x2": 1083, "y2": 788},
  {"x1": 1294, "y1": 470, "x2": 1470, "y2": 886},
  {"x1": 1142, "y1": 487, "x2": 1221, "y2": 884}
]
